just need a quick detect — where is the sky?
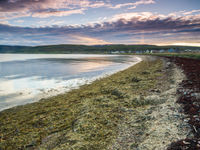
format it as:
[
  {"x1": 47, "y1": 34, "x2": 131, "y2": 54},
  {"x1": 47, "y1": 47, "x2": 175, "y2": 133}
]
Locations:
[{"x1": 0, "y1": 0, "x2": 200, "y2": 46}]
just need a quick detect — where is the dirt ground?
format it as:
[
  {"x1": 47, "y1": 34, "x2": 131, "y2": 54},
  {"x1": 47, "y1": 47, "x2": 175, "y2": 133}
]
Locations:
[{"x1": 109, "y1": 60, "x2": 192, "y2": 150}]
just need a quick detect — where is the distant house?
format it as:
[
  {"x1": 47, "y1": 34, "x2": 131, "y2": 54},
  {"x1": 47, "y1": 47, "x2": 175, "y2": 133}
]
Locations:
[
  {"x1": 168, "y1": 48, "x2": 175, "y2": 53},
  {"x1": 111, "y1": 51, "x2": 120, "y2": 54},
  {"x1": 145, "y1": 49, "x2": 150, "y2": 53},
  {"x1": 159, "y1": 49, "x2": 165, "y2": 53},
  {"x1": 147, "y1": 50, "x2": 153, "y2": 53},
  {"x1": 185, "y1": 49, "x2": 192, "y2": 52},
  {"x1": 136, "y1": 51, "x2": 142, "y2": 54}
]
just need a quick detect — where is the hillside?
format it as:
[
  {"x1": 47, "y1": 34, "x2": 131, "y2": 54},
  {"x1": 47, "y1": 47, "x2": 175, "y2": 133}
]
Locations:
[{"x1": 0, "y1": 44, "x2": 199, "y2": 54}]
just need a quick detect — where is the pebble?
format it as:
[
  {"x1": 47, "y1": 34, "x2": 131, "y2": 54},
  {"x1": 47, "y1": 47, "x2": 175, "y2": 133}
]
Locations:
[{"x1": 183, "y1": 141, "x2": 190, "y2": 145}]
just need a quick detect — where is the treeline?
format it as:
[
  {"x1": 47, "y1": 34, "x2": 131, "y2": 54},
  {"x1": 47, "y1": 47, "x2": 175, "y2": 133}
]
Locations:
[{"x1": 0, "y1": 44, "x2": 199, "y2": 54}]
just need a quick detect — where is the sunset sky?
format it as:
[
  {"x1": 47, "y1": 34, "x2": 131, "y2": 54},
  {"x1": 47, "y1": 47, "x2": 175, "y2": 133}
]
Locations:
[{"x1": 0, "y1": 0, "x2": 200, "y2": 46}]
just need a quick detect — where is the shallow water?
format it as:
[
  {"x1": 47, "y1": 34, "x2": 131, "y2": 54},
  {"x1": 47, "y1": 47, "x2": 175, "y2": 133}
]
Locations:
[{"x1": 0, "y1": 54, "x2": 141, "y2": 111}]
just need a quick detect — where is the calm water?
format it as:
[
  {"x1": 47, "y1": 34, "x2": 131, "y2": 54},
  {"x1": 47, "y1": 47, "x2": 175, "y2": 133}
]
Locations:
[{"x1": 0, "y1": 54, "x2": 141, "y2": 111}]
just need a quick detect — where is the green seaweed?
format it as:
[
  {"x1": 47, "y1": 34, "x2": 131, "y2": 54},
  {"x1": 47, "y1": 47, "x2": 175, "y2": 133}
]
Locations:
[{"x1": 0, "y1": 58, "x2": 164, "y2": 150}]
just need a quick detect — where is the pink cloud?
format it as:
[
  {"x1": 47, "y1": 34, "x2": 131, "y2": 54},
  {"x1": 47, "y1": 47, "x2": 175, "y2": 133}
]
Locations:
[
  {"x1": 32, "y1": 9, "x2": 85, "y2": 18},
  {"x1": 0, "y1": 0, "x2": 108, "y2": 19},
  {"x1": 183, "y1": 9, "x2": 200, "y2": 15},
  {"x1": 69, "y1": 35, "x2": 111, "y2": 45},
  {"x1": 0, "y1": 0, "x2": 156, "y2": 20},
  {"x1": 1, "y1": 11, "x2": 200, "y2": 46},
  {"x1": 109, "y1": 0, "x2": 155, "y2": 9}
]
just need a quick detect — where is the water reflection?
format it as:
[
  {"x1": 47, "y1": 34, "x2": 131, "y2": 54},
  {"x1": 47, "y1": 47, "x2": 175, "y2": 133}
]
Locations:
[{"x1": 0, "y1": 54, "x2": 141, "y2": 111}]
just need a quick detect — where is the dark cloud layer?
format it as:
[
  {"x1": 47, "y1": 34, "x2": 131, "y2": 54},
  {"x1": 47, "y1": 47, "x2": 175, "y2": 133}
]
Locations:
[
  {"x1": 0, "y1": 0, "x2": 75, "y2": 11},
  {"x1": 0, "y1": 0, "x2": 154, "y2": 12},
  {"x1": 1, "y1": 14, "x2": 200, "y2": 34},
  {"x1": 0, "y1": 0, "x2": 107, "y2": 19},
  {"x1": 0, "y1": 0, "x2": 52, "y2": 13},
  {"x1": 0, "y1": 13, "x2": 200, "y2": 45},
  {"x1": 0, "y1": 0, "x2": 157, "y2": 19}
]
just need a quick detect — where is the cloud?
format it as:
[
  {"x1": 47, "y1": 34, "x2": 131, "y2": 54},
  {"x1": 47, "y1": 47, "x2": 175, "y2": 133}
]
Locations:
[
  {"x1": 170, "y1": 42, "x2": 200, "y2": 47},
  {"x1": 111, "y1": 12, "x2": 157, "y2": 21},
  {"x1": 0, "y1": 0, "x2": 108, "y2": 19},
  {"x1": 68, "y1": 35, "x2": 111, "y2": 45},
  {"x1": 0, "y1": 0, "x2": 89, "y2": 12},
  {"x1": 32, "y1": 9, "x2": 85, "y2": 18},
  {"x1": 14, "y1": 20, "x2": 25, "y2": 23},
  {"x1": 0, "y1": 0, "x2": 156, "y2": 20},
  {"x1": 2, "y1": 12, "x2": 200, "y2": 34},
  {"x1": 0, "y1": 20, "x2": 10, "y2": 25},
  {"x1": 0, "y1": 12, "x2": 200, "y2": 45},
  {"x1": 110, "y1": 0, "x2": 155, "y2": 9},
  {"x1": 183, "y1": 9, "x2": 200, "y2": 15}
]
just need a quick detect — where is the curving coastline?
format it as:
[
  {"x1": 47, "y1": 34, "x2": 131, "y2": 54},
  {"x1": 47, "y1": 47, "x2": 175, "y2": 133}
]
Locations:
[
  {"x1": 0, "y1": 55, "x2": 141, "y2": 112},
  {"x1": 0, "y1": 56, "x2": 193, "y2": 149}
]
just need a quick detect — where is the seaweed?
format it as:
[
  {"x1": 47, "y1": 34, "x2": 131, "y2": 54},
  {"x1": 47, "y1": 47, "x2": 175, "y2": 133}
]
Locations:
[{"x1": 0, "y1": 59, "x2": 164, "y2": 150}]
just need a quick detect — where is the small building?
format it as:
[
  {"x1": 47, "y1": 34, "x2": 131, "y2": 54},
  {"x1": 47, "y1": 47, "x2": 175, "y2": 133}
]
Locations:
[
  {"x1": 136, "y1": 51, "x2": 142, "y2": 54},
  {"x1": 168, "y1": 48, "x2": 175, "y2": 53},
  {"x1": 111, "y1": 51, "x2": 120, "y2": 54},
  {"x1": 185, "y1": 49, "x2": 192, "y2": 52},
  {"x1": 159, "y1": 49, "x2": 165, "y2": 53}
]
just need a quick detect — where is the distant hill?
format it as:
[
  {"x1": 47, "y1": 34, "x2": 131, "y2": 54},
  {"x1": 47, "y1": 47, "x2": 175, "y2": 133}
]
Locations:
[{"x1": 0, "y1": 44, "x2": 199, "y2": 54}]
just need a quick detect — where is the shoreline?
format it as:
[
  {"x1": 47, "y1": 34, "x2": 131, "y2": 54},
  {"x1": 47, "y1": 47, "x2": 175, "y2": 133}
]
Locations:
[
  {"x1": 34, "y1": 56, "x2": 142, "y2": 106},
  {"x1": 0, "y1": 56, "x2": 191, "y2": 149},
  {"x1": 0, "y1": 56, "x2": 142, "y2": 112},
  {"x1": 0, "y1": 55, "x2": 142, "y2": 112},
  {"x1": 166, "y1": 56, "x2": 200, "y2": 150}
]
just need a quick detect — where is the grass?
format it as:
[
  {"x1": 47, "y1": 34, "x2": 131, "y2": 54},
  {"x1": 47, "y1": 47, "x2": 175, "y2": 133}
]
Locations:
[{"x1": 0, "y1": 58, "x2": 164, "y2": 150}]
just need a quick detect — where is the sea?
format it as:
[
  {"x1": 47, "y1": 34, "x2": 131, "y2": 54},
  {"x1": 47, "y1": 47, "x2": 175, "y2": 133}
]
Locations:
[{"x1": 0, "y1": 54, "x2": 141, "y2": 111}]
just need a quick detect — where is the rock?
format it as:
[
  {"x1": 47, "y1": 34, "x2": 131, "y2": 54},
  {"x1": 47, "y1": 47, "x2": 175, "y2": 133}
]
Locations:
[
  {"x1": 166, "y1": 62, "x2": 171, "y2": 67},
  {"x1": 131, "y1": 77, "x2": 141, "y2": 82},
  {"x1": 183, "y1": 141, "x2": 190, "y2": 145},
  {"x1": 141, "y1": 71, "x2": 150, "y2": 75},
  {"x1": 150, "y1": 89, "x2": 161, "y2": 93},
  {"x1": 25, "y1": 141, "x2": 36, "y2": 148}
]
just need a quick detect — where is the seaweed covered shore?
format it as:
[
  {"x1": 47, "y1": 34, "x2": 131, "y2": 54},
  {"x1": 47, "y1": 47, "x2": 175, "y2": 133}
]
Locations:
[
  {"x1": 166, "y1": 57, "x2": 200, "y2": 150},
  {"x1": 0, "y1": 56, "x2": 189, "y2": 149}
]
